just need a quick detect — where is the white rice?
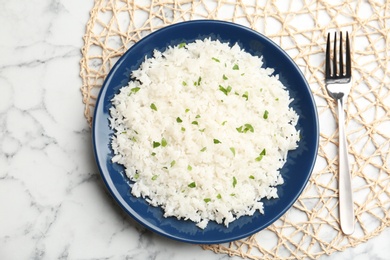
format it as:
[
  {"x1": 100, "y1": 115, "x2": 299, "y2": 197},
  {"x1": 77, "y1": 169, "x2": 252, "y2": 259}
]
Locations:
[{"x1": 109, "y1": 39, "x2": 300, "y2": 229}]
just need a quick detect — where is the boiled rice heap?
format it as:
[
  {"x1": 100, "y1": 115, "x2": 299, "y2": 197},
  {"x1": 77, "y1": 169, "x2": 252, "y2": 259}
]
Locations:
[{"x1": 109, "y1": 39, "x2": 300, "y2": 229}]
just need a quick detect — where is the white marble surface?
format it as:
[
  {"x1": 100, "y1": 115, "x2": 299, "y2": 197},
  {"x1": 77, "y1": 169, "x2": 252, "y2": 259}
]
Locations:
[{"x1": 0, "y1": 0, "x2": 389, "y2": 259}]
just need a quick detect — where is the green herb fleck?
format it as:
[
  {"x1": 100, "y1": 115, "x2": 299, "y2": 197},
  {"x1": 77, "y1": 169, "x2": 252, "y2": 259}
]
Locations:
[
  {"x1": 161, "y1": 138, "x2": 167, "y2": 147},
  {"x1": 187, "y1": 165, "x2": 193, "y2": 171},
  {"x1": 150, "y1": 103, "x2": 157, "y2": 111},
  {"x1": 194, "y1": 76, "x2": 202, "y2": 86},
  {"x1": 249, "y1": 175, "x2": 255, "y2": 179},
  {"x1": 178, "y1": 42, "x2": 186, "y2": 48},
  {"x1": 176, "y1": 117, "x2": 183, "y2": 123},
  {"x1": 204, "y1": 198, "x2": 211, "y2": 203},
  {"x1": 232, "y1": 64, "x2": 239, "y2": 70},
  {"x1": 191, "y1": 121, "x2": 199, "y2": 125},
  {"x1": 244, "y1": 124, "x2": 254, "y2": 133},
  {"x1": 181, "y1": 127, "x2": 186, "y2": 132},
  {"x1": 275, "y1": 98, "x2": 279, "y2": 101},
  {"x1": 152, "y1": 141, "x2": 161, "y2": 148},
  {"x1": 200, "y1": 147, "x2": 207, "y2": 152},
  {"x1": 230, "y1": 193, "x2": 236, "y2": 196},
  {"x1": 188, "y1": 182, "x2": 196, "y2": 188},
  {"x1": 199, "y1": 128, "x2": 206, "y2": 133},
  {"x1": 223, "y1": 74, "x2": 228, "y2": 80},
  {"x1": 134, "y1": 173, "x2": 139, "y2": 179},
  {"x1": 263, "y1": 110, "x2": 269, "y2": 119},
  {"x1": 182, "y1": 81, "x2": 187, "y2": 86},
  {"x1": 236, "y1": 124, "x2": 254, "y2": 133},
  {"x1": 222, "y1": 121, "x2": 227, "y2": 126},
  {"x1": 170, "y1": 160, "x2": 176, "y2": 167},
  {"x1": 230, "y1": 147, "x2": 236, "y2": 156},
  {"x1": 131, "y1": 87, "x2": 140, "y2": 94},
  {"x1": 233, "y1": 176, "x2": 237, "y2": 188},
  {"x1": 219, "y1": 85, "x2": 232, "y2": 96},
  {"x1": 242, "y1": 91, "x2": 249, "y2": 101},
  {"x1": 213, "y1": 139, "x2": 221, "y2": 144},
  {"x1": 216, "y1": 194, "x2": 222, "y2": 199},
  {"x1": 152, "y1": 175, "x2": 158, "y2": 180},
  {"x1": 255, "y1": 148, "x2": 267, "y2": 161},
  {"x1": 185, "y1": 108, "x2": 190, "y2": 113},
  {"x1": 212, "y1": 57, "x2": 220, "y2": 62},
  {"x1": 195, "y1": 114, "x2": 201, "y2": 119},
  {"x1": 151, "y1": 152, "x2": 156, "y2": 156}
]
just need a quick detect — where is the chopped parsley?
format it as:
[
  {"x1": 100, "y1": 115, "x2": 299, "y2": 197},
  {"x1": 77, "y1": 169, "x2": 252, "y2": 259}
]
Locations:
[
  {"x1": 194, "y1": 76, "x2": 202, "y2": 86},
  {"x1": 188, "y1": 182, "x2": 196, "y2": 188},
  {"x1": 213, "y1": 139, "x2": 221, "y2": 144},
  {"x1": 212, "y1": 57, "x2": 220, "y2": 62},
  {"x1": 236, "y1": 124, "x2": 254, "y2": 133},
  {"x1": 233, "y1": 176, "x2": 237, "y2": 188},
  {"x1": 170, "y1": 160, "x2": 176, "y2": 167},
  {"x1": 161, "y1": 138, "x2": 167, "y2": 147},
  {"x1": 232, "y1": 64, "x2": 239, "y2": 70},
  {"x1": 130, "y1": 87, "x2": 140, "y2": 95},
  {"x1": 219, "y1": 85, "x2": 232, "y2": 95},
  {"x1": 230, "y1": 147, "x2": 236, "y2": 156},
  {"x1": 150, "y1": 103, "x2": 157, "y2": 111},
  {"x1": 178, "y1": 42, "x2": 186, "y2": 48},
  {"x1": 255, "y1": 148, "x2": 267, "y2": 161},
  {"x1": 263, "y1": 110, "x2": 269, "y2": 119},
  {"x1": 204, "y1": 198, "x2": 211, "y2": 203},
  {"x1": 200, "y1": 147, "x2": 207, "y2": 152},
  {"x1": 153, "y1": 138, "x2": 167, "y2": 148},
  {"x1": 176, "y1": 117, "x2": 183, "y2": 123},
  {"x1": 242, "y1": 91, "x2": 249, "y2": 101}
]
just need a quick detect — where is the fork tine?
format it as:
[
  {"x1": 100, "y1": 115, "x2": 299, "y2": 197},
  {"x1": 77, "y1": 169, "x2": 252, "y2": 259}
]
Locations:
[
  {"x1": 339, "y1": 32, "x2": 344, "y2": 76},
  {"x1": 346, "y1": 32, "x2": 351, "y2": 78},
  {"x1": 326, "y1": 33, "x2": 331, "y2": 78},
  {"x1": 333, "y1": 32, "x2": 337, "y2": 76}
]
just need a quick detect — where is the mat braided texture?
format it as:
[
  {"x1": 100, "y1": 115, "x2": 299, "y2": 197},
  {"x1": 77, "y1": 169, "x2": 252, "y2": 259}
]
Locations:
[{"x1": 80, "y1": 1, "x2": 390, "y2": 259}]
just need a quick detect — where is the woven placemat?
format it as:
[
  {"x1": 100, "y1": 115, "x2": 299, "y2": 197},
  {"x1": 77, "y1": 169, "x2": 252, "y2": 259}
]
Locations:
[{"x1": 80, "y1": 1, "x2": 390, "y2": 259}]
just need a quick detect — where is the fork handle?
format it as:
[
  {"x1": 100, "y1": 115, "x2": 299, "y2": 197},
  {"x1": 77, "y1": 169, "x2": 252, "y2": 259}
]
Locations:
[{"x1": 337, "y1": 98, "x2": 355, "y2": 235}]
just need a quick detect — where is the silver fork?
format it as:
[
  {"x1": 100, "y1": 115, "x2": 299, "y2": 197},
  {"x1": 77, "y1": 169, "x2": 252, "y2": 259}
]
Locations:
[{"x1": 325, "y1": 32, "x2": 355, "y2": 235}]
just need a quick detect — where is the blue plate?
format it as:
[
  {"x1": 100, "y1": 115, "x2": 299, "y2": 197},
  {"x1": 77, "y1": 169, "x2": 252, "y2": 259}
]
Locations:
[{"x1": 92, "y1": 20, "x2": 319, "y2": 244}]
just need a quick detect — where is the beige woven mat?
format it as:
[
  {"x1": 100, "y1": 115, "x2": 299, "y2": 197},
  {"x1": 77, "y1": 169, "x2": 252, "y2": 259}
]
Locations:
[{"x1": 80, "y1": 0, "x2": 390, "y2": 259}]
